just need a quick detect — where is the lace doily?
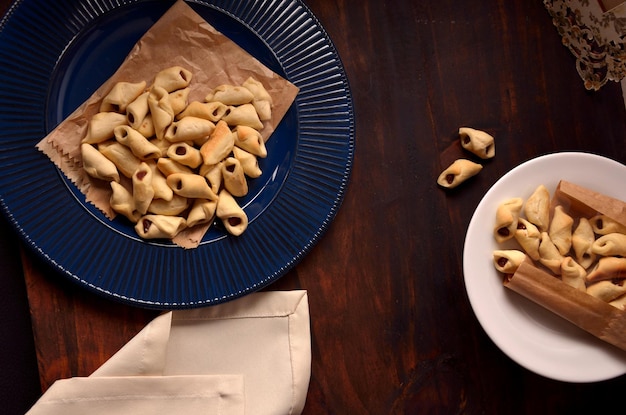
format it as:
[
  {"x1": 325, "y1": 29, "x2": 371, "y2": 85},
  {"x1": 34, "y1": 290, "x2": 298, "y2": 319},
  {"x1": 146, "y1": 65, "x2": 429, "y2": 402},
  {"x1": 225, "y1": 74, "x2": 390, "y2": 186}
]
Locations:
[{"x1": 544, "y1": 0, "x2": 626, "y2": 90}]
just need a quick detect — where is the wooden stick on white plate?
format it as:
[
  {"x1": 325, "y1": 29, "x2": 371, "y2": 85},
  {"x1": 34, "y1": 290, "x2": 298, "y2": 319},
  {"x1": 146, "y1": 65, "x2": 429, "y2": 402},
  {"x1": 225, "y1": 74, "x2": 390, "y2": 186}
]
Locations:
[
  {"x1": 504, "y1": 258, "x2": 626, "y2": 352},
  {"x1": 554, "y1": 180, "x2": 626, "y2": 227}
]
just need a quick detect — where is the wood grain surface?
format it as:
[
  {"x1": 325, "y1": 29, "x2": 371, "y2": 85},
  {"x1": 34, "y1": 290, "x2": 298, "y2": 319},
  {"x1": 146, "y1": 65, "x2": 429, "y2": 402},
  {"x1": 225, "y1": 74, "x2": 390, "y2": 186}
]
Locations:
[{"x1": 7, "y1": 0, "x2": 626, "y2": 413}]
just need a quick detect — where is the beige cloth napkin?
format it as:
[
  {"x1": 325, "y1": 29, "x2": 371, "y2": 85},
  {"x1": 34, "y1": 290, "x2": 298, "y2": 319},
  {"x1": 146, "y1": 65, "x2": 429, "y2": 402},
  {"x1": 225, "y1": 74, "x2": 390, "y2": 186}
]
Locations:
[{"x1": 26, "y1": 290, "x2": 311, "y2": 415}]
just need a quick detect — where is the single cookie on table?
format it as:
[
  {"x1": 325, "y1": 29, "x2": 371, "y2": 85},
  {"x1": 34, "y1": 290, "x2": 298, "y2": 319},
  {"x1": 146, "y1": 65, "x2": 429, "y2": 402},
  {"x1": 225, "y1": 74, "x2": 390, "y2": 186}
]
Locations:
[
  {"x1": 436, "y1": 159, "x2": 482, "y2": 189},
  {"x1": 459, "y1": 127, "x2": 495, "y2": 159}
]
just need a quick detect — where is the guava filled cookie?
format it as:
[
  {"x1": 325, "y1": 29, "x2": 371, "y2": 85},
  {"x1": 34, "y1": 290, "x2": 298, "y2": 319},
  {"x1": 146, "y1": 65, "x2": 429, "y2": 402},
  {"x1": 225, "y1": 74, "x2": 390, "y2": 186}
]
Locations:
[
  {"x1": 436, "y1": 159, "x2": 482, "y2": 189},
  {"x1": 458, "y1": 127, "x2": 495, "y2": 159}
]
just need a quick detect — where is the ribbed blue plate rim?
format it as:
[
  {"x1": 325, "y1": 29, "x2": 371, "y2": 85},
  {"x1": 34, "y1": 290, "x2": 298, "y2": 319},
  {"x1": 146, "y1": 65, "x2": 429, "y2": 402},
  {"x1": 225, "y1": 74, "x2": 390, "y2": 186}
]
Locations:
[{"x1": 0, "y1": 0, "x2": 355, "y2": 309}]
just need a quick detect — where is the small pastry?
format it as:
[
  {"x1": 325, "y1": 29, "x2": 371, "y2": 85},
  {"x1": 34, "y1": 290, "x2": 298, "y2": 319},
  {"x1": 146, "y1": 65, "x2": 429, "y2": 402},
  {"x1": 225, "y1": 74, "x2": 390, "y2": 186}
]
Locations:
[
  {"x1": 177, "y1": 101, "x2": 228, "y2": 122},
  {"x1": 187, "y1": 198, "x2": 218, "y2": 228},
  {"x1": 243, "y1": 77, "x2": 272, "y2": 121},
  {"x1": 149, "y1": 136, "x2": 171, "y2": 155},
  {"x1": 513, "y1": 218, "x2": 541, "y2": 260},
  {"x1": 156, "y1": 157, "x2": 193, "y2": 177},
  {"x1": 82, "y1": 112, "x2": 128, "y2": 144},
  {"x1": 200, "y1": 120, "x2": 235, "y2": 166},
  {"x1": 221, "y1": 103, "x2": 264, "y2": 130},
  {"x1": 206, "y1": 84, "x2": 254, "y2": 105},
  {"x1": 216, "y1": 189, "x2": 248, "y2": 236},
  {"x1": 201, "y1": 161, "x2": 223, "y2": 194},
  {"x1": 136, "y1": 113, "x2": 156, "y2": 138},
  {"x1": 591, "y1": 233, "x2": 626, "y2": 257},
  {"x1": 234, "y1": 125, "x2": 267, "y2": 158},
  {"x1": 148, "y1": 86, "x2": 174, "y2": 139},
  {"x1": 146, "y1": 161, "x2": 173, "y2": 202},
  {"x1": 169, "y1": 87, "x2": 190, "y2": 116},
  {"x1": 98, "y1": 141, "x2": 141, "y2": 178},
  {"x1": 100, "y1": 80, "x2": 146, "y2": 113},
  {"x1": 164, "y1": 116, "x2": 215, "y2": 143},
  {"x1": 135, "y1": 214, "x2": 187, "y2": 239},
  {"x1": 586, "y1": 256, "x2": 626, "y2": 283},
  {"x1": 152, "y1": 66, "x2": 192, "y2": 93},
  {"x1": 81, "y1": 143, "x2": 120, "y2": 183},
  {"x1": 493, "y1": 250, "x2": 526, "y2": 274},
  {"x1": 436, "y1": 159, "x2": 482, "y2": 189},
  {"x1": 589, "y1": 214, "x2": 626, "y2": 235},
  {"x1": 110, "y1": 181, "x2": 140, "y2": 223},
  {"x1": 560, "y1": 257, "x2": 587, "y2": 291},
  {"x1": 571, "y1": 217, "x2": 596, "y2": 269},
  {"x1": 493, "y1": 197, "x2": 523, "y2": 243},
  {"x1": 548, "y1": 205, "x2": 573, "y2": 255},
  {"x1": 242, "y1": 77, "x2": 272, "y2": 102},
  {"x1": 233, "y1": 147, "x2": 262, "y2": 178},
  {"x1": 114, "y1": 125, "x2": 162, "y2": 160},
  {"x1": 586, "y1": 280, "x2": 626, "y2": 303},
  {"x1": 166, "y1": 173, "x2": 217, "y2": 200},
  {"x1": 524, "y1": 184, "x2": 550, "y2": 232},
  {"x1": 250, "y1": 99, "x2": 272, "y2": 122},
  {"x1": 126, "y1": 92, "x2": 150, "y2": 130},
  {"x1": 538, "y1": 232, "x2": 564, "y2": 275},
  {"x1": 132, "y1": 162, "x2": 155, "y2": 215},
  {"x1": 167, "y1": 142, "x2": 203, "y2": 169},
  {"x1": 458, "y1": 127, "x2": 495, "y2": 159},
  {"x1": 221, "y1": 157, "x2": 248, "y2": 197},
  {"x1": 148, "y1": 194, "x2": 189, "y2": 216}
]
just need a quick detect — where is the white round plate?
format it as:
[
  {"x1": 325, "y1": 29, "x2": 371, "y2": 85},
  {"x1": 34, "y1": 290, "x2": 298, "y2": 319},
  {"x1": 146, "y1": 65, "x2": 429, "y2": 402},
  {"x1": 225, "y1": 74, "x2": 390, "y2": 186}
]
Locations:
[{"x1": 463, "y1": 152, "x2": 626, "y2": 382}]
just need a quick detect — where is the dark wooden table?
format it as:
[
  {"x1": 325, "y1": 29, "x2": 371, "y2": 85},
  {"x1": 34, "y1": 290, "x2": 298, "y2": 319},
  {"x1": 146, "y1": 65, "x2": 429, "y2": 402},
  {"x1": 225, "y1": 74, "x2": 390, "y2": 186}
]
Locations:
[{"x1": 3, "y1": 0, "x2": 626, "y2": 414}]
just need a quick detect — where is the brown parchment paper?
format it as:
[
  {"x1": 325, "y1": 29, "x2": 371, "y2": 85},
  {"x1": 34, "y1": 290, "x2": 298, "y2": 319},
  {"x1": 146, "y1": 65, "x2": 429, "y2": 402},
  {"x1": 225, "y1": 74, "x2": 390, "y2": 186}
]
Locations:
[
  {"x1": 36, "y1": 0, "x2": 299, "y2": 248},
  {"x1": 505, "y1": 259, "x2": 626, "y2": 352},
  {"x1": 553, "y1": 180, "x2": 626, "y2": 228}
]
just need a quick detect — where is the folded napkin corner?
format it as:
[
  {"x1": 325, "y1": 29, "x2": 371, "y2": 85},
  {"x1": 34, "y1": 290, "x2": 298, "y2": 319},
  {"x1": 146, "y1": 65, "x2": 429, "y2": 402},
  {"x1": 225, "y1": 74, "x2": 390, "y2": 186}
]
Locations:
[{"x1": 27, "y1": 290, "x2": 311, "y2": 415}]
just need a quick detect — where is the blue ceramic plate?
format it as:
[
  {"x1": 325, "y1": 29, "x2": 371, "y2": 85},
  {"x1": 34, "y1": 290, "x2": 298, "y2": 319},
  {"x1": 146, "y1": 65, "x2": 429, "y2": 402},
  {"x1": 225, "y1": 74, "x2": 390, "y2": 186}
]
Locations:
[{"x1": 0, "y1": 0, "x2": 354, "y2": 308}]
